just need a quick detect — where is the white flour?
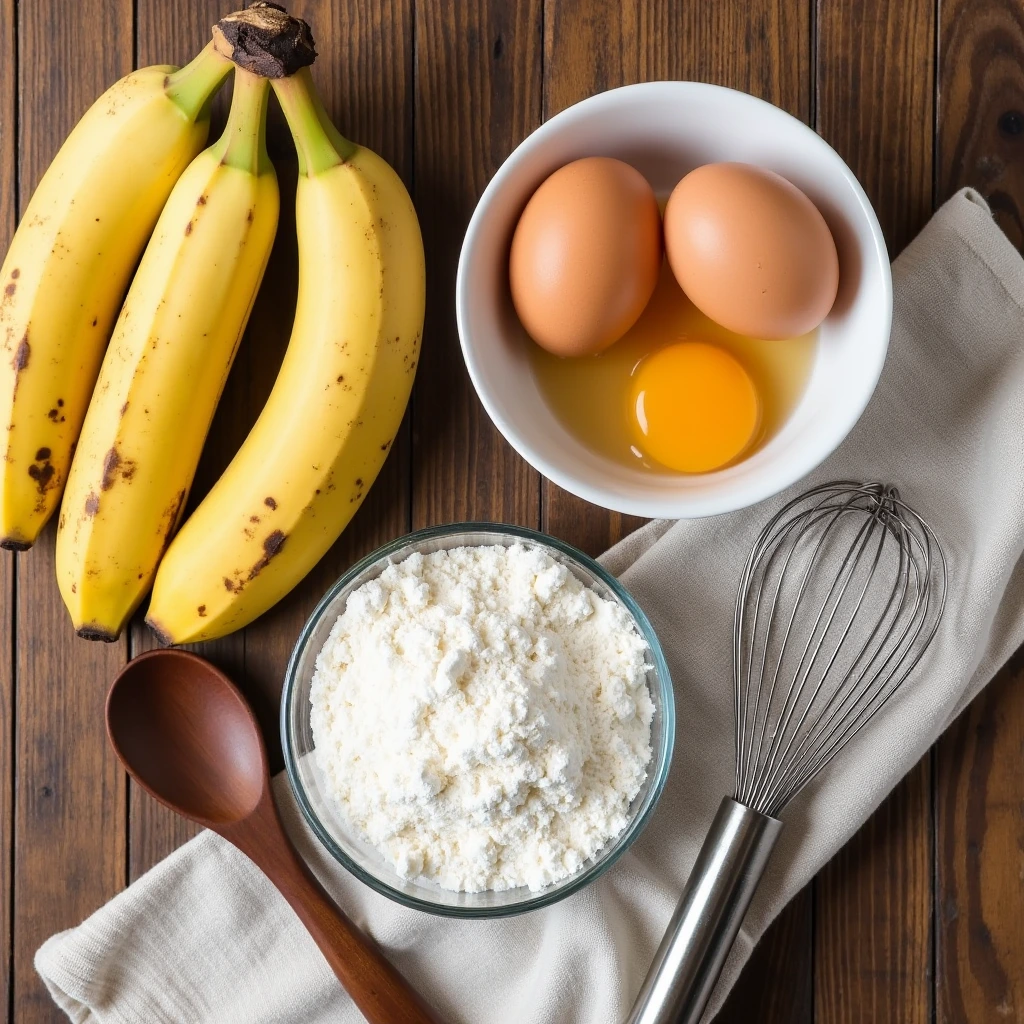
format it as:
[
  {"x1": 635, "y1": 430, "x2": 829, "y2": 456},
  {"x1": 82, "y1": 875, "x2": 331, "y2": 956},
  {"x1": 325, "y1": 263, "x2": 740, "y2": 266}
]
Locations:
[{"x1": 309, "y1": 542, "x2": 655, "y2": 892}]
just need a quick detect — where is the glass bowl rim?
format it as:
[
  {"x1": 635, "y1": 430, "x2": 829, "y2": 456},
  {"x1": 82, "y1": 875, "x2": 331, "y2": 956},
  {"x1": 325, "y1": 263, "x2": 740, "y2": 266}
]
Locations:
[{"x1": 281, "y1": 521, "x2": 676, "y2": 918}]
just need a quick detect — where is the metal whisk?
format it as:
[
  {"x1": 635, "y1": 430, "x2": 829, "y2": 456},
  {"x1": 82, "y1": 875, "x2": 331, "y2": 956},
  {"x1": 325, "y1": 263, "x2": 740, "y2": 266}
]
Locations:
[{"x1": 627, "y1": 482, "x2": 946, "y2": 1024}]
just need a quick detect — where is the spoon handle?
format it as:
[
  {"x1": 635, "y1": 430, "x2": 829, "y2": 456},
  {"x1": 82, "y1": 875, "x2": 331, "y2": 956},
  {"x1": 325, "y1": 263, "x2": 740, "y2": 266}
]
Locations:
[{"x1": 225, "y1": 795, "x2": 444, "y2": 1024}]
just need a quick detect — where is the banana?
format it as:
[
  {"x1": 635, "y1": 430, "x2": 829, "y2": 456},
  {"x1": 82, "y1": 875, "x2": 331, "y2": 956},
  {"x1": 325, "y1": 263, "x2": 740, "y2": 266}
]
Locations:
[
  {"x1": 146, "y1": 67, "x2": 425, "y2": 644},
  {"x1": 0, "y1": 42, "x2": 232, "y2": 550},
  {"x1": 56, "y1": 69, "x2": 279, "y2": 641}
]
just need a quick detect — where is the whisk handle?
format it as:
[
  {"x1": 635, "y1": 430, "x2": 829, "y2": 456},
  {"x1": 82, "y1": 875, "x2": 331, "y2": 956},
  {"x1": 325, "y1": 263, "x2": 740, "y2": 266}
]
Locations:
[{"x1": 625, "y1": 797, "x2": 782, "y2": 1024}]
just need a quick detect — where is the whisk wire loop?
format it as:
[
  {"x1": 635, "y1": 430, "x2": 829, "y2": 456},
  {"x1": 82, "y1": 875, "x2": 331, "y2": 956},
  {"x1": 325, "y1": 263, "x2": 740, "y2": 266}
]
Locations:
[
  {"x1": 735, "y1": 492, "x2": 858, "y2": 800},
  {"x1": 733, "y1": 482, "x2": 946, "y2": 818},
  {"x1": 746, "y1": 504, "x2": 891, "y2": 811}
]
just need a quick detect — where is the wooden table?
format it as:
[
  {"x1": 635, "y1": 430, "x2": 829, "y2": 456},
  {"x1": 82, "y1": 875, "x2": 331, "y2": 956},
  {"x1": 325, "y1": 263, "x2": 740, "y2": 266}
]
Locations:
[{"x1": 2, "y1": 1, "x2": 1023, "y2": 1021}]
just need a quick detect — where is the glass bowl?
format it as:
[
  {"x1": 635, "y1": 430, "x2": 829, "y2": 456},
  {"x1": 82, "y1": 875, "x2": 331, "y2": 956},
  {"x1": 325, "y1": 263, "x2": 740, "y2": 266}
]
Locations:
[{"x1": 281, "y1": 523, "x2": 675, "y2": 918}]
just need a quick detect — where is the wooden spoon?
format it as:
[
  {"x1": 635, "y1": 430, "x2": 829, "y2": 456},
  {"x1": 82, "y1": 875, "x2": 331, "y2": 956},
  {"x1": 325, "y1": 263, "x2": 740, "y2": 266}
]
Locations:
[{"x1": 105, "y1": 648, "x2": 443, "y2": 1024}]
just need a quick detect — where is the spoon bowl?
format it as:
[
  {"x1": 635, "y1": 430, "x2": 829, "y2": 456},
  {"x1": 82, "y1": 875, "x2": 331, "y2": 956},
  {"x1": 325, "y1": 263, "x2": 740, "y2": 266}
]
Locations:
[
  {"x1": 106, "y1": 650, "x2": 264, "y2": 824},
  {"x1": 106, "y1": 648, "x2": 442, "y2": 1024}
]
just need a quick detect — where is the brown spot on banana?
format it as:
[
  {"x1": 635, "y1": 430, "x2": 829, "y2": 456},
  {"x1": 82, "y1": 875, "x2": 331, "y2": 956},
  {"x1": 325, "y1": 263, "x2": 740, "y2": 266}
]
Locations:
[
  {"x1": 101, "y1": 448, "x2": 121, "y2": 490},
  {"x1": 27, "y1": 458, "x2": 54, "y2": 495},
  {"x1": 160, "y1": 489, "x2": 187, "y2": 553},
  {"x1": 146, "y1": 618, "x2": 173, "y2": 647},
  {"x1": 12, "y1": 334, "x2": 29, "y2": 372},
  {"x1": 77, "y1": 624, "x2": 118, "y2": 642},
  {"x1": 246, "y1": 529, "x2": 286, "y2": 582}
]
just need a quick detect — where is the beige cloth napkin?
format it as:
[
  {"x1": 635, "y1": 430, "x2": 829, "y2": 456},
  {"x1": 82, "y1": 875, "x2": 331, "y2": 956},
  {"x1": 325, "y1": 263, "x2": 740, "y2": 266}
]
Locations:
[{"x1": 36, "y1": 188, "x2": 1024, "y2": 1023}]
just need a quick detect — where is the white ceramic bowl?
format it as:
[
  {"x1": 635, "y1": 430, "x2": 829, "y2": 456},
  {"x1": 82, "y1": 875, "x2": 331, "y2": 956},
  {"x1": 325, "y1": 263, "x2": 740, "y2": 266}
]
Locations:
[{"x1": 456, "y1": 82, "x2": 892, "y2": 518}]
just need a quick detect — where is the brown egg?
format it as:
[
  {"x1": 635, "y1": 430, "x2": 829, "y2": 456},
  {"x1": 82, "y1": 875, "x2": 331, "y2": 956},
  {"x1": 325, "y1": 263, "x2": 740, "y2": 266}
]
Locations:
[
  {"x1": 509, "y1": 157, "x2": 662, "y2": 357},
  {"x1": 664, "y1": 163, "x2": 839, "y2": 340}
]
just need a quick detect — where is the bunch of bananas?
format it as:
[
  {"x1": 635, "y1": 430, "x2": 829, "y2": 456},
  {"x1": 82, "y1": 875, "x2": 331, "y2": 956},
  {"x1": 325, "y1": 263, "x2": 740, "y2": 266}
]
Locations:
[{"x1": 0, "y1": 4, "x2": 425, "y2": 644}]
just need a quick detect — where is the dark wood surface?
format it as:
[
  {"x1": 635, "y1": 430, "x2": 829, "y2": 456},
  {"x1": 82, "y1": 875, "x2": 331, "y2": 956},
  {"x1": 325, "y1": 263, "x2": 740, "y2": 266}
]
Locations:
[{"x1": 2, "y1": 1, "x2": 1023, "y2": 1022}]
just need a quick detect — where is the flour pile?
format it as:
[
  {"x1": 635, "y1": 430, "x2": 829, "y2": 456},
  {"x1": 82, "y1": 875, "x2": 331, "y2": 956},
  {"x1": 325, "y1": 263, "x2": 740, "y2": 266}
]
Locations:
[{"x1": 310, "y1": 542, "x2": 655, "y2": 892}]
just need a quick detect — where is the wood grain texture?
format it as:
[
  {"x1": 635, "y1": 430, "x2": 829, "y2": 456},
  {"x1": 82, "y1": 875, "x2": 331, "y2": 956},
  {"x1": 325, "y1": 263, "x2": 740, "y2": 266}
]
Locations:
[
  {"x1": 935, "y1": 4, "x2": 1024, "y2": 1016},
  {"x1": 936, "y1": 657, "x2": 1024, "y2": 1023},
  {"x1": 816, "y1": 0, "x2": 936, "y2": 255},
  {"x1": 540, "y1": 0, "x2": 810, "y2": 556},
  {"x1": 717, "y1": 888, "x2": 814, "y2": 1024},
  {"x1": 544, "y1": 0, "x2": 810, "y2": 120},
  {"x1": 938, "y1": 0, "x2": 1024, "y2": 248},
  {"x1": 815, "y1": 760, "x2": 933, "y2": 1024},
  {"x1": 412, "y1": 0, "x2": 542, "y2": 528},
  {"x1": 12, "y1": 3, "x2": 132, "y2": 1020},
  {"x1": 814, "y1": 1, "x2": 936, "y2": 1018},
  {"x1": 0, "y1": 0, "x2": 14, "y2": 1012}
]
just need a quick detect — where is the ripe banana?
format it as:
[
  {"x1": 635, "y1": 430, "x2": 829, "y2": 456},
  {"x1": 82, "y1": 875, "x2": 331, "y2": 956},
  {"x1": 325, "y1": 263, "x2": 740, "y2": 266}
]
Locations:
[
  {"x1": 56, "y1": 69, "x2": 279, "y2": 641},
  {"x1": 146, "y1": 67, "x2": 425, "y2": 644},
  {"x1": 0, "y1": 42, "x2": 232, "y2": 550}
]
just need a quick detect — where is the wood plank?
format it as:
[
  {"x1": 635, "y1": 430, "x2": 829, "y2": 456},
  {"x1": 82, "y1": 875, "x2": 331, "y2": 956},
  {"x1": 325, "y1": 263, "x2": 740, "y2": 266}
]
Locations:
[
  {"x1": 541, "y1": 0, "x2": 811, "y2": 555},
  {"x1": 126, "y1": 0, "x2": 239, "y2": 883},
  {"x1": 814, "y1": 1, "x2": 936, "y2": 1020},
  {"x1": 937, "y1": 0, "x2": 1024, "y2": 248},
  {"x1": 717, "y1": 888, "x2": 813, "y2": 1024},
  {"x1": 541, "y1": 2, "x2": 813, "y2": 1018},
  {"x1": 815, "y1": 760, "x2": 933, "y2": 1024},
  {"x1": 242, "y1": 0, "x2": 416, "y2": 771},
  {"x1": 12, "y1": 1, "x2": 132, "y2": 1018},
  {"x1": 412, "y1": 0, "x2": 542, "y2": 528},
  {"x1": 0, "y1": 0, "x2": 15, "y2": 1012},
  {"x1": 935, "y1": 4, "x2": 1024, "y2": 1018},
  {"x1": 816, "y1": 0, "x2": 936, "y2": 256},
  {"x1": 936, "y1": 658, "x2": 1024, "y2": 1023}
]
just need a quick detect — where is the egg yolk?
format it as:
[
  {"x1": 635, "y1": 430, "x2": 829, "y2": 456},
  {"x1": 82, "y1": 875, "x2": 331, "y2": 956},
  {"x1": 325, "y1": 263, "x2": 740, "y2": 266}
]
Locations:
[{"x1": 630, "y1": 341, "x2": 760, "y2": 473}]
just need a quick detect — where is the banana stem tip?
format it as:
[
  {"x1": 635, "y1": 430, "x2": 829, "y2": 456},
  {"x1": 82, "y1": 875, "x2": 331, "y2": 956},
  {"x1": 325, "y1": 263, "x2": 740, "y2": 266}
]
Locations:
[{"x1": 213, "y1": 2, "x2": 317, "y2": 79}]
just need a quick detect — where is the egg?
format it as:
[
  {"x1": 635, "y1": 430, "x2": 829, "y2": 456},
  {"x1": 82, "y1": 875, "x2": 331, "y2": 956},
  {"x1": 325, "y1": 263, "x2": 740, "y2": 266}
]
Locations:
[
  {"x1": 509, "y1": 157, "x2": 662, "y2": 357},
  {"x1": 663, "y1": 163, "x2": 839, "y2": 340},
  {"x1": 630, "y1": 341, "x2": 760, "y2": 473}
]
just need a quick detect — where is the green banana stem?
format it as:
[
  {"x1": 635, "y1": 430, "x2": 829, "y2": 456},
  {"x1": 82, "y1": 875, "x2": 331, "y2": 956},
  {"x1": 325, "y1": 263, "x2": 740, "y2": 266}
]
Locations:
[
  {"x1": 164, "y1": 41, "x2": 233, "y2": 121},
  {"x1": 211, "y1": 69, "x2": 273, "y2": 175},
  {"x1": 272, "y1": 67, "x2": 356, "y2": 176}
]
